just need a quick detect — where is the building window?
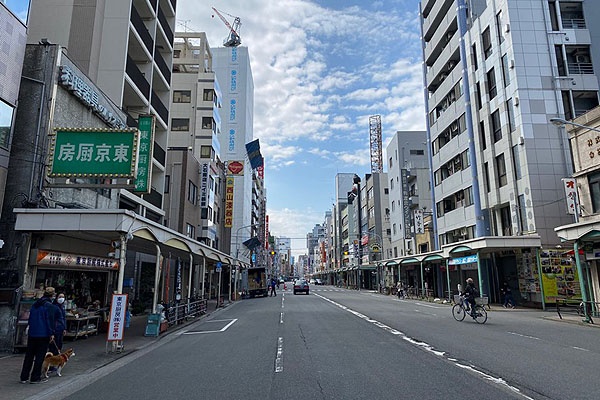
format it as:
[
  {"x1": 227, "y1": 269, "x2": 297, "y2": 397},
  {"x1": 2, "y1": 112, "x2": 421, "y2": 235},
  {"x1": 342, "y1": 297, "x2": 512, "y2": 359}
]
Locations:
[
  {"x1": 496, "y1": 11, "x2": 505, "y2": 44},
  {"x1": 186, "y1": 223, "x2": 195, "y2": 238},
  {"x1": 507, "y1": 99, "x2": 516, "y2": 132},
  {"x1": 482, "y1": 27, "x2": 492, "y2": 59},
  {"x1": 202, "y1": 117, "x2": 213, "y2": 129},
  {"x1": 491, "y1": 110, "x2": 502, "y2": 142},
  {"x1": 501, "y1": 54, "x2": 510, "y2": 87},
  {"x1": 203, "y1": 89, "x2": 214, "y2": 102},
  {"x1": 518, "y1": 194, "x2": 527, "y2": 233},
  {"x1": 479, "y1": 120, "x2": 487, "y2": 150},
  {"x1": 589, "y1": 172, "x2": 600, "y2": 213},
  {"x1": 500, "y1": 205, "x2": 512, "y2": 235},
  {"x1": 496, "y1": 153, "x2": 507, "y2": 187},
  {"x1": 409, "y1": 149, "x2": 425, "y2": 155},
  {"x1": 512, "y1": 145, "x2": 522, "y2": 180},
  {"x1": 173, "y1": 90, "x2": 191, "y2": 103},
  {"x1": 171, "y1": 118, "x2": 190, "y2": 131},
  {"x1": 200, "y1": 145, "x2": 212, "y2": 159},
  {"x1": 487, "y1": 68, "x2": 497, "y2": 100},
  {"x1": 476, "y1": 82, "x2": 482, "y2": 110},
  {"x1": 389, "y1": 157, "x2": 393, "y2": 168},
  {"x1": 188, "y1": 181, "x2": 198, "y2": 204},
  {"x1": 484, "y1": 162, "x2": 491, "y2": 193},
  {"x1": 164, "y1": 175, "x2": 170, "y2": 194},
  {"x1": 472, "y1": 44, "x2": 478, "y2": 70},
  {"x1": 0, "y1": 100, "x2": 15, "y2": 149}
]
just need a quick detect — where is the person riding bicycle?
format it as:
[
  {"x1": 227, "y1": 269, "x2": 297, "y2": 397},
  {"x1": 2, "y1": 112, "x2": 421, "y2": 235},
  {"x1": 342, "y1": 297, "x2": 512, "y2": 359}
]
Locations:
[
  {"x1": 396, "y1": 281, "x2": 405, "y2": 299},
  {"x1": 463, "y1": 278, "x2": 479, "y2": 316}
]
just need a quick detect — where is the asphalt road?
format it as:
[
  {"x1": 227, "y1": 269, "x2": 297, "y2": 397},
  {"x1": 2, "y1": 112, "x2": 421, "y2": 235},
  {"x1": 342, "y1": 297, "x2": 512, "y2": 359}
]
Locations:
[{"x1": 56, "y1": 285, "x2": 599, "y2": 400}]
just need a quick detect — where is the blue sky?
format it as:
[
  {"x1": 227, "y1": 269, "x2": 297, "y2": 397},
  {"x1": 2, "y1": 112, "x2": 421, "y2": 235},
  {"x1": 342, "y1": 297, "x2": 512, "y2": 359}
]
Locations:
[{"x1": 178, "y1": 0, "x2": 427, "y2": 256}]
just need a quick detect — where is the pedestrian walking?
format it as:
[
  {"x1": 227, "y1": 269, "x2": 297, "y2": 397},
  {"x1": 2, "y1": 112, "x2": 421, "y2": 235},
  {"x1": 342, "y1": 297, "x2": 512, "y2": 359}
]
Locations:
[
  {"x1": 50, "y1": 292, "x2": 67, "y2": 355},
  {"x1": 20, "y1": 287, "x2": 56, "y2": 384},
  {"x1": 270, "y1": 278, "x2": 277, "y2": 297},
  {"x1": 501, "y1": 281, "x2": 516, "y2": 308}
]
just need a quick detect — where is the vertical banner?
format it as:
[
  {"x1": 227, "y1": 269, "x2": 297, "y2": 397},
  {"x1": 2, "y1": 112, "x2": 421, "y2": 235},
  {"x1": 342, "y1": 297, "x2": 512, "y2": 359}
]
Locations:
[
  {"x1": 107, "y1": 293, "x2": 128, "y2": 342},
  {"x1": 561, "y1": 178, "x2": 578, "y2": 215},
  {"x1": 414, "y1": 209, "x2": 424, "y2": 234},
  {"x1": 134, "y1": 115, "x2": 155, "y2": 193},
  {"x1": 225, "y1": 176, "x2": 235, "y2": 227},
  {"x1": 175, "y1": 258, "x2": 182, "y2": 301},
  {"x1": 401, "y1": 169, "x2": 412, "y2": 237}
]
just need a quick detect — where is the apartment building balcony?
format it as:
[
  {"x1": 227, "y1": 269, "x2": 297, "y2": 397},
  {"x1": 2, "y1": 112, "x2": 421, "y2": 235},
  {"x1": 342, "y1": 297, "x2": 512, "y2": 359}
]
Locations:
[
  {"x1": 426, "y1": 44, "x2": 460, "y2": 96},
  {"x1": 125, "y1": 55, "x2": 151, "y2": 104},
  {"x1": 423, "y1": 11, "x2": 457, "y2": 65},
  {"x1": 130, "y1": 5, "x2": 154, "y2": 55},
  {"x1": 421, "y1": 0, "x2": 454, "y2": 41},
  {"x1": 157, "y1": 6, "x2": 174, "y2": 47},
  {"x1": 153, "y1": 48, "x2": 171, "y2": 87},
  {"x1": 151, "y1": 90, "x2": 169, "y2": 125}
]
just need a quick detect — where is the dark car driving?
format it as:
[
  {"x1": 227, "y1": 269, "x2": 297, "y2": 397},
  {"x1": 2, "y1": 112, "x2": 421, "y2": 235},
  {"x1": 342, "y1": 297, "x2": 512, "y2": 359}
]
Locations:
[{"x1": 294, "y1": 279, "x2": 310, "y2": 295}]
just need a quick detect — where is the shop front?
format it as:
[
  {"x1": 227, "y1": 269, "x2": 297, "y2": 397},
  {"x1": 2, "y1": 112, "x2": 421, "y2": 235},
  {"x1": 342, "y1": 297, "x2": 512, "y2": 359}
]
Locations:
[{"x1": 12, "y1": 208, "x2": 233, "y2": 348}]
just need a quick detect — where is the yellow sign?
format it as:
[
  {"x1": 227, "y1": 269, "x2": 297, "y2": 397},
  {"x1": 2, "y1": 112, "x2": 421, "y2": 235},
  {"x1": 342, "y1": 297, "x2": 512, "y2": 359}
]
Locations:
[{"x1": 225, "y1": 176, "x2": 234, "y2": 227}]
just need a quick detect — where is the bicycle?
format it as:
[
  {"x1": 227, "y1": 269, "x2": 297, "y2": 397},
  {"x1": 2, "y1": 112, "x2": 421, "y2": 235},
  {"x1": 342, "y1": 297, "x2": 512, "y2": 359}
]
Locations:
[{"x1": 452, "y1": 295, "x2": 487, "y2": 324}]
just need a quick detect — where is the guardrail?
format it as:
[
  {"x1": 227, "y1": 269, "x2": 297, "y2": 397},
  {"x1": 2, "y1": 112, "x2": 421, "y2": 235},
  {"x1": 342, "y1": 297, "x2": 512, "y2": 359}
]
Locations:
[{"x1": 164, "y1": 298, "x2": 207, "y2": 326}]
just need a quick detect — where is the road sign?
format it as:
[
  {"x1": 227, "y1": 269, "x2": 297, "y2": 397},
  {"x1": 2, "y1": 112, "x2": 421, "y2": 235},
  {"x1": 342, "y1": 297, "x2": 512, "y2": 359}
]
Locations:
[{"x1": 216, "y1": 262, "x2": 222, "y2": 273}]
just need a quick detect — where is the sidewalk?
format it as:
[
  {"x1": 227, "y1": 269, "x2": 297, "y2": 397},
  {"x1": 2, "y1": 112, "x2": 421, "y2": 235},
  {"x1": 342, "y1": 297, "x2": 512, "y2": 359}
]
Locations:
[{"x1": 0, "y1": 299, "x2": 228, "y2": 400}]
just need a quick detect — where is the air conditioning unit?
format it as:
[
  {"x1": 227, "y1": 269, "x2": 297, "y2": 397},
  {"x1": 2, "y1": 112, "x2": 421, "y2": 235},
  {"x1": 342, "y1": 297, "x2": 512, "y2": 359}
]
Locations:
[
  {"x1": 575, "y1": 54, "x2": 590, "y2": 63},
  {"x1": 509, "y1": 59, "x2": 515, "y2": 69}
]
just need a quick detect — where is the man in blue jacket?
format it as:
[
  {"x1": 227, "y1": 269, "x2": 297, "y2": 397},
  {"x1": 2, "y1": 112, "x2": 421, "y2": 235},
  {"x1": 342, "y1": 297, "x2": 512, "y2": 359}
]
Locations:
[{"x1": 20, "y1": 287, "x2": 56, "y2": 384}]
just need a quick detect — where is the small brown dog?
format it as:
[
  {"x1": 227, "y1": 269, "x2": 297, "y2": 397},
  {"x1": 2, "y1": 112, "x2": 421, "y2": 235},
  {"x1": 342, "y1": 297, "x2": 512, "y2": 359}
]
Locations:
[{"x1": 42, "y1": 348, "x2": 75, "y2": 378}]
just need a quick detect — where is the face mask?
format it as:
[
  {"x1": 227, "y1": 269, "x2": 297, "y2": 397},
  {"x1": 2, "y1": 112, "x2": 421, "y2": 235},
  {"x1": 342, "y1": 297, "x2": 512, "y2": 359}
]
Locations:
[{"x1": 57, "y1": 298, "x2": 65, "y2": 304}]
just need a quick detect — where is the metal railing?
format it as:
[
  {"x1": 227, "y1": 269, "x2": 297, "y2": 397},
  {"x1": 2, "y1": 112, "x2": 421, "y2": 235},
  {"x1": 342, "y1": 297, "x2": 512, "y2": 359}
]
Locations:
[{"x1": 164, "y1": 298, "x2": 207, "y2": 326}]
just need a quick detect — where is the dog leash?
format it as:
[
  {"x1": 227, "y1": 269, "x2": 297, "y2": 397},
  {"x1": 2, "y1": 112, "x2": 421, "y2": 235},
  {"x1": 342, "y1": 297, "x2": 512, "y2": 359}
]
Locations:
[{"x1": 49, "y1": 337, "x2": 61, "y2": 354}]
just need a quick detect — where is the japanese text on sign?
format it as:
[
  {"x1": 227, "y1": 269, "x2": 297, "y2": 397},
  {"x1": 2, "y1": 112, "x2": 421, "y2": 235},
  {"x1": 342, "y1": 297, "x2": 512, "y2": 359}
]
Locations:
[{"x1": 107, "y1": 294, "x2": 128, "y2": 342}]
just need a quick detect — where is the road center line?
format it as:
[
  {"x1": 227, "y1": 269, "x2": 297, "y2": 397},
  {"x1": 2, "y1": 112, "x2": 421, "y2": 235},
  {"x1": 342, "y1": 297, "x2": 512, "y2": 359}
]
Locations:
[
  {"x1": 314, "y1": 293, "x2": 533, "y2": 400},
  {"x1": 275, "y1": 337, "x2": 284, "y2": 373},
  {"x1": 508, "y1": 332, "x2": 540, "y2": 341},
  {"x1": 280, "y1": 312, "x2": 284, "y2": 324}
]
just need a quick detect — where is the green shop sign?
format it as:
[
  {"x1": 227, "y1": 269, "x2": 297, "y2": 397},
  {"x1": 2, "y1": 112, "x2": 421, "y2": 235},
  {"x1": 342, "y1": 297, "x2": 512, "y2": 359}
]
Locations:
[
  {"x1": 49, "y1": 128, "x2": 138, "y2": 178},
  {"x1": 134, "y1": 115, "x2": 155, "y2": 193}
]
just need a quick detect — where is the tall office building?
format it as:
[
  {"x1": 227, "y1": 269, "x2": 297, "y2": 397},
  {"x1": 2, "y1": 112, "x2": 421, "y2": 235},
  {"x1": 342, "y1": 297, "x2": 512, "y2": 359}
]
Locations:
[
  {"x1": 212, "y1": 47, "x2": 257, "y2": 260},
  {"x1": 27, "y1": 0, "x2": 176, "y2": 222},
  {"x1": 421, "y1": 0, "x2": 600, "y2": 246},
  {"x1": 386, "y1": 131, "x2": 430, "y2": 257},
  {"x1": 167, "y1": 31, "x2": 226, "y2": 249},
  {"x1": 418, "y1": 0, "x2": 600, "y2": 301}
]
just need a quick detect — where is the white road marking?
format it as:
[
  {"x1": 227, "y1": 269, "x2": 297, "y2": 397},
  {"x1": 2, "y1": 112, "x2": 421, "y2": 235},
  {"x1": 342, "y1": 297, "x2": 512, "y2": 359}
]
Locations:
[
  {"x1": 280, "y1": 312, "x2": 284, "y2": 324},
  {"x1": 314, "y1": 293, "x2": 533, "y2": 400},
  {"x1": 180, "y1": 318, "x2": 238, "y2": 335},
  {"x1": 275, "y1": 337, "x2": 284, "y2": 373},
  {"x1": 571, "y1": 346, "x2": 590, "y2": 352},
  {"x1": 508, "y1": 332, "x2": 540, "y2": 341}
]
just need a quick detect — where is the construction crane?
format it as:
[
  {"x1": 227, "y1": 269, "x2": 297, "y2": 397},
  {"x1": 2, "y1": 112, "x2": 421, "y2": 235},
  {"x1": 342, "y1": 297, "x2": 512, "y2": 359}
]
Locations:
[{"x1": 211, "y1": 7, "x2": 242, "y2": 47}]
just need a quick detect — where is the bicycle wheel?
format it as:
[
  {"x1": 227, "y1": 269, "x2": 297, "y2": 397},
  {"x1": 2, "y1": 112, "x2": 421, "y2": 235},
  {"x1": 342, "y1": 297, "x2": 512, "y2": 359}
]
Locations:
[
  {"x1": 473, "y1": 305, "x2": 488, "y2": 324},
  {"x1": 452, "y1": 304, "x2": 466, "y2": 321}
]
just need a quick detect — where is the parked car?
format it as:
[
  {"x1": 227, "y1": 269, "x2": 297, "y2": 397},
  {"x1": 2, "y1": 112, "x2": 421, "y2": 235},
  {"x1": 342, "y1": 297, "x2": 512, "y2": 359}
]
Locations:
[
  {"x1": 315, "y1": 278, "x2": 323, "y2": 285},
  {"x1": 309, "y1": 278, "x2": 316, "y2": 284},
  {"x1": 294, "y1": 279, "x2": 310, "y2": 295}
]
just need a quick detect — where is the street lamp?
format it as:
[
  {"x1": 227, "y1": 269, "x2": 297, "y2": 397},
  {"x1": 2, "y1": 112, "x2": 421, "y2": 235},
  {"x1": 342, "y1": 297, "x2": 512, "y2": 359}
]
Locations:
[
  {"x1": 549, "y1": 116, "x2": 595, "y2": 323},
  {"x1": 550, "y1": 117, "x2": 600, "y2": 132},
  {"x1": 234, "y1": 223, "x2": 260, "y2": 260}
]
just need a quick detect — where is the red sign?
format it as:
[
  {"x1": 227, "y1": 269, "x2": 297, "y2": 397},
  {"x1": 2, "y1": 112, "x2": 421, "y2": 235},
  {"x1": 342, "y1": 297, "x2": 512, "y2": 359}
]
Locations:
[{"x1": 228, "y1": 161, "x2": 244, "y2": 175}]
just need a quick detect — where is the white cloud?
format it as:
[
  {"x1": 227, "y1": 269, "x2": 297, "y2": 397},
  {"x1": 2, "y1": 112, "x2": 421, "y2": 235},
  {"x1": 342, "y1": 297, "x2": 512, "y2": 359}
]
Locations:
[{"x1": 178, "y1": 0, "x2": 426, "y2": 255}]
